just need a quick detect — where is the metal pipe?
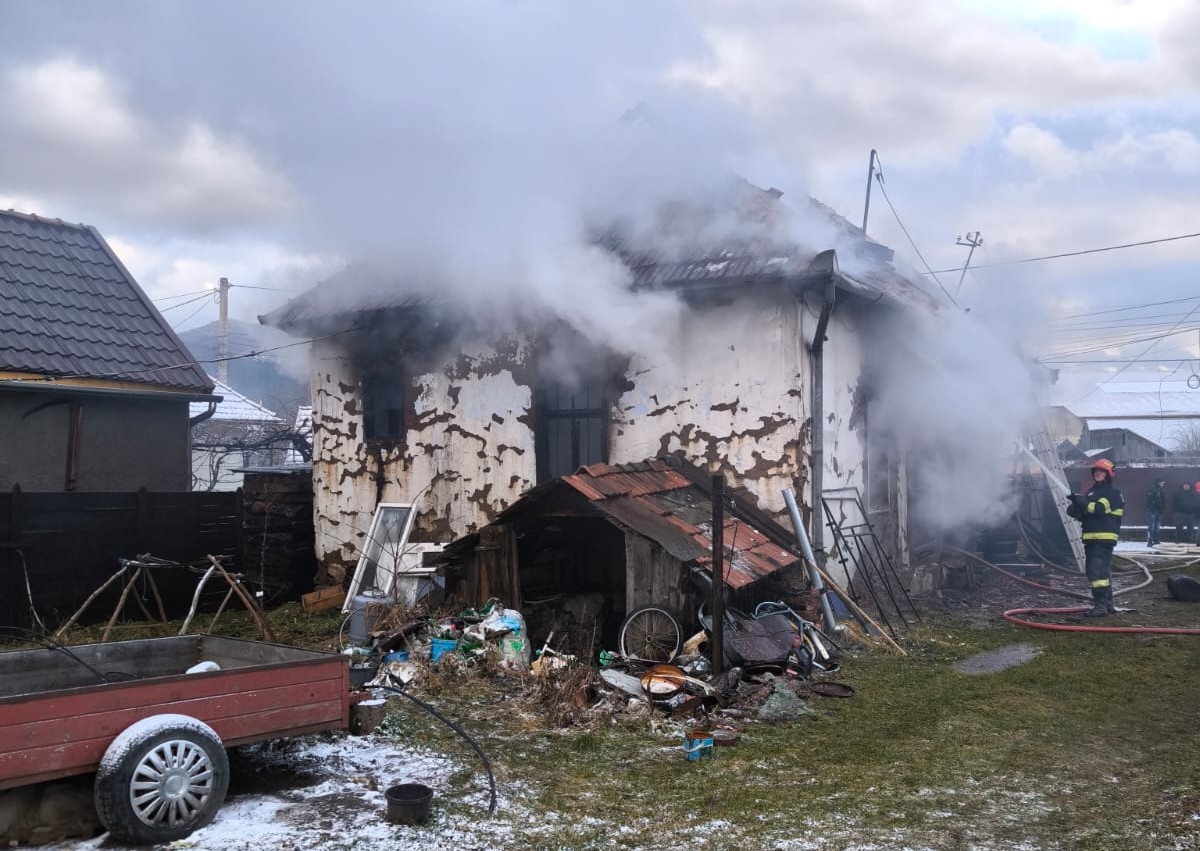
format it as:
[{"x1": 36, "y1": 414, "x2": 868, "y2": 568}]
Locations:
[
  {"x1": 809, "y1": 264, "x2": 838, "y2": 573},
  {"x1": 783, "y1": 488, "x2": 841, "y2": 633}
]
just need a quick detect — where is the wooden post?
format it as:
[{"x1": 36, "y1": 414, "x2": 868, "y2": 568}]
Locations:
[{"x1": 711, "y1": 474, "x2": 725, "y2": 676}]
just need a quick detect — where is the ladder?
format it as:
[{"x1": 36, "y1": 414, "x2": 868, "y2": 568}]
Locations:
[{"x1": 1026, "y1": 426, "x2": 1085, "y2": 572}]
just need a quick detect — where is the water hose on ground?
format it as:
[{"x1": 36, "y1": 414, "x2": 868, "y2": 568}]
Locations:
[
  {"x1": 376, "y1": 683, "x2": 498, "y2": 816},
  {"x1": 942, "y1": 548, "x2": 1200, "y2": 636}
]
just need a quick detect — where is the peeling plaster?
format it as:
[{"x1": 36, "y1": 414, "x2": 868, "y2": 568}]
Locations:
[{"x1": 308, "y1": 298, "x2": 873, "y2": 577}]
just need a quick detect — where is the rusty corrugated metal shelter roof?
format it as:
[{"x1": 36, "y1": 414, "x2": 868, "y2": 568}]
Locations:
[{"x1": 481, "y1": 457, "x2": 799, "y2": 589}]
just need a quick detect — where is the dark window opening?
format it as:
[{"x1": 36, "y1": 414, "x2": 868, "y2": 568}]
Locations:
[
  {"x1": 536, "y1": 376, "x2": 608, "y2": 482},
  {"x1": 363, "y1": 370, "x2": 407, "y2": 440},
  {"x1": 866, "y1": 399, "x2": 891, "y2": 511}
]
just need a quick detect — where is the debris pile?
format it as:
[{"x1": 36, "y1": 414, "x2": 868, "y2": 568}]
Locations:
[{"x1": 341, "y1": 596, "x2": 856, "y2": 736}]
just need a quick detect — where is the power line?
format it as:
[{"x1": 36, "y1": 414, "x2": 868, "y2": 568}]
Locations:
[
  {"x1": 1066, "y1": 302, "x2": 1200, "y2": 405},
  {"x1": 922, "y1": 231, "x2": 1200, "y2": 275},
  {"x1": 232, "y1": 284, "x2": 301, "y2": 293},
  {"x1": 153, "y1": 289, "x2": 212, "y2": 303},
  {"x1": 158, "y1": 292, "x2": 213, "y2": 312},
  {"x1": 870, "y1": 157, "x2": 958, "y2": 306},
  {"x1": 175, "y1": 298, "x2": 213, "y2": 328},
  {"x1": 1052, "y1": 294, "x2": 1200, "y2": 321}
]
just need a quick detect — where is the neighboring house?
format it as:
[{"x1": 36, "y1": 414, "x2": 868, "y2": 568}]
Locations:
[
  {"x1": 0, "y1": 210, "x2": 216, "y2": 492},
  {"x1": 190, "y1": 377, "x2": 285, "y2": 491},
  {"x1": 261, "y1": 184, "x2": 942, "y2": 584},
  {"x1": 1062, "y1": 385, "x2": 1200, "y2": 462}
]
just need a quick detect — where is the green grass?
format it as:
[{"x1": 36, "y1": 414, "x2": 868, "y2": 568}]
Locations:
[
  {"x1": 378, "y1": 615, "x2": 1200, "y2": 850},
  {"x1": 34, "y1": 571, "x2": 1200, "y2": 850}
]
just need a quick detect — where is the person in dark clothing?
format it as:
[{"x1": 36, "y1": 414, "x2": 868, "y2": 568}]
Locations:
[
  {"x1": 1066, "y1": 458, "x2": 1123, "y2": 617},
  {"x1": 1174, "y1": 483, "x2": 1196, "y2": 544},
  {"x1": 1145, "y1": 479, "x2": 1167, "y2": 547}
]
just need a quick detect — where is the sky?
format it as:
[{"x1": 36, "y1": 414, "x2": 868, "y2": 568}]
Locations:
[{"x1": 1, "y1": 0, "x2": 1198, "y2": 395}]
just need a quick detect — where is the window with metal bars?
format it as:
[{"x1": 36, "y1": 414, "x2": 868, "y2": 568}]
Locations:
[{"x1": 535, "y1": 377, "x2": 608, "y2": 482}]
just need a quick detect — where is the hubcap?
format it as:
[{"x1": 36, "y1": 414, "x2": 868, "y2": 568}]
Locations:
[{"x1": 129, "y1": 739, "x2": 215, "y2": 828}]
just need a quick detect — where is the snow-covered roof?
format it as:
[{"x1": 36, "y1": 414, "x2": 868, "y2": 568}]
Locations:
[
  {"x1": 1066, "y1": 382, "x2": 1200, "y2": 419},
  {"x1": 189, "y1": 377, "x2": 282, "y2": 423},
  {"x1": 1084, "y1": 418, "x2": 1189, "y2": 451}
]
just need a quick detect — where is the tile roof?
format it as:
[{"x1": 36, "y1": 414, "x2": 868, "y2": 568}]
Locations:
[
  {"x1": 0, "y1": 210, "x2": 213, "y2": 393},
  {"x1": 497, "y1": 458, "x2": 799, "y2": 589}
]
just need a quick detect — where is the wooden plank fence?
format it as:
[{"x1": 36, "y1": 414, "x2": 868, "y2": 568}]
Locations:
[{"x1": 0, "y1": 486, "x2": 243, "y2": 630}]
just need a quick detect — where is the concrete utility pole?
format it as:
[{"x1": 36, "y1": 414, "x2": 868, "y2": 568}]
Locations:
[
  {"x1": 954, "y1": 232, "x2": 983, "y2": 299},
  {"x1": 861, "y1": 149, "x2": 879, "y2": 235},
  {"x1": 217, "y1": 277, "x2": 231, "y2": 385}
]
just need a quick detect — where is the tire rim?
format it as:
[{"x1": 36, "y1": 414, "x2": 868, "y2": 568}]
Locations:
[
  {"x1": 622, "y1": 609, "x2": 680, "y2": 661},
  {"x1": 129, "y1": 739, "x2": 215, "y2": 828}
]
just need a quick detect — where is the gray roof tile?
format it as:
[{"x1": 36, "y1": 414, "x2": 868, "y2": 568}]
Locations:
[{"x1": 0, "y1": 210, "x2": 213, "y2": 393}]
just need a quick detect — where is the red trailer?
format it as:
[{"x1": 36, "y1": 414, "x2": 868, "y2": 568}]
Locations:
[{"x1": 0, "y1": 634, "x2": 353, "y2": 845}]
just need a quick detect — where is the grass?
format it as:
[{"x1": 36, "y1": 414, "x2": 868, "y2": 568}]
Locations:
[
  {"x1": 29, "y1": 566, "x2": 1200, "y2": 850},
  {"x1": 376, "y1": 613, "x2": 1200, "y2": 850}
]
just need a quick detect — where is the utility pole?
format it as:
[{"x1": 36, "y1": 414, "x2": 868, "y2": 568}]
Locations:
[
  {"x1": 861, "y1": 149, "x2": 879, "y2": 235},
  {"x1": 217, "y1": 277, "x2": 231, "y2": 385},
  {"x1": 953, "y1": 232, "x2": 983, "y2": 299}
]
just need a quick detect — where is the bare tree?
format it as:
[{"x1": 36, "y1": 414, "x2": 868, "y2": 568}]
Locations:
[
  {"x1": 191, "y1": 422, "x2": 311, "y2": 491},
  {"x1": 1171, "y1": 422, "x2": 1200, "y2": 456}
]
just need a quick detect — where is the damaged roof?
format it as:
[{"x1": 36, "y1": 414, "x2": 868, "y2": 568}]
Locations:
[
  {"x1": 478, "y1": 458, "x2": 800, "y2": 589},
  {"x1": 260, "y1": 183, "x2": 941, "y2": 334},
  {"x1": 0, "y1": 210, "x2": 213, "y2": 394}
]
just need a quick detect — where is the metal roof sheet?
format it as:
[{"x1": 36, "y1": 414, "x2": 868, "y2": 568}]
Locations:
[
  {"x1": 558, "y1": 460, "x2": 797, "y2": 588},
  {"x1": 0, "y1": 210, "x2": 213, "y2": 393}
]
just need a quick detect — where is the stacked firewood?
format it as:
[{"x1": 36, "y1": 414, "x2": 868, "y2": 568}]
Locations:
[{"x1": 241, "y1": 471, "x2": 316, "y2": 604}]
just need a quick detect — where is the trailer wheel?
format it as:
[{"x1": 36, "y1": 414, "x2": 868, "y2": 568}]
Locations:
[{"x1": 95, "y1": 714, "x2": 229, "y2": 845}]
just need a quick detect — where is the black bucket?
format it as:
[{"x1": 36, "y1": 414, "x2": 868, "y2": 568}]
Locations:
[{"x1": 384, "y1": 783, "x2": 433, "y2": 825}]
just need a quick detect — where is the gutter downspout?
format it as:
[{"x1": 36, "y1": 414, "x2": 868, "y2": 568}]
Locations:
[
  {"x1": 189, "y1": 402, "x2": 218, "y2": 427},
  {"x1": 807, "y1": 250, "x2": 839, "y2": 572}
]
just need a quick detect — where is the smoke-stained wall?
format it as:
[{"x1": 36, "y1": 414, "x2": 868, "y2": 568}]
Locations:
[
  {"x1": 610, "y1": 297, "x2": 810, "y2": 517},
  {"x1": 308, "y1": 294, "x2": 877, "y2": 579},
  {"x1": 310, "y1": 335, "x2": 537, "y2": 582}
]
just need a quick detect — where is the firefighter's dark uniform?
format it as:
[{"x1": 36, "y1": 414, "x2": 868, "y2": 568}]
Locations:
[{"x1": 1067, "y1": 475, "x2": 1123, "y2": 616}]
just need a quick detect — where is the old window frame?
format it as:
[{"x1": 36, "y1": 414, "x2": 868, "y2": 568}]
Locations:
[
  {"x1": 535, "y1": 374, "x2": 610, "y2": 482},
  {"x1": 362, "y1": 366, "x2": 408, "y2": 442}
]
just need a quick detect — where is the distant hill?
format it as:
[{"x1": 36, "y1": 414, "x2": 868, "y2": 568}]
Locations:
[{"x1": 178, "y1": 320, "x2": 309, "y2": 413}]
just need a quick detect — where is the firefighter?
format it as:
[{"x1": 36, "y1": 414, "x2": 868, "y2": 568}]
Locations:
[{"x1": 1066, "y1": 458, "x2": 1123, "y2": 617}]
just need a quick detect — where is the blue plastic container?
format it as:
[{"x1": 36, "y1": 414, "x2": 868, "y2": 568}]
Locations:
[
  {"x1": 431, "y1": 638, "x2": 457, "y2": 662},
  {"x1": 384, "y1": 650, "x2": 409, "y2": 663}
]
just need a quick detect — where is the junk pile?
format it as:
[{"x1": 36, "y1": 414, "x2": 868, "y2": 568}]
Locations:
[
  {"x1": 341, "y1": 595, "x2": 855, "y2": 742},
  {"x1": 340, "y1": 597, "x2": 533, "y2": 689}
]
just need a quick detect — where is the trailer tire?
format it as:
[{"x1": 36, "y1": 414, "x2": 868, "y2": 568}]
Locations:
[{"x1": 95, "y1": 714, "x2": 229, "y2": 845}]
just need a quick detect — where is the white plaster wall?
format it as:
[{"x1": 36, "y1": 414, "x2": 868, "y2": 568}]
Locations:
[
  {"x1": 310, "y1": 336, "x2": 536, "y2": 578},
  {"x1": 610, "y1": 298, "x2": 808, "y2": 520}
]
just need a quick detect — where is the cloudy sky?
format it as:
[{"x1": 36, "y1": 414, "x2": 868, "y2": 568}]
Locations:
[{"x1": 2, "y1": 0, "x2": 1197, "y2": 390}]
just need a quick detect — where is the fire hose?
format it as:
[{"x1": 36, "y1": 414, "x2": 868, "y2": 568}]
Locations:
[{"x1": 944, "y1": 547, "x2": 1200, "y2": 636}]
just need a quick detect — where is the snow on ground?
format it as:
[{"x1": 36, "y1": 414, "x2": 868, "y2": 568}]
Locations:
[{"x1": 44, "y1": 732, "x2": 520, "y2": 851}]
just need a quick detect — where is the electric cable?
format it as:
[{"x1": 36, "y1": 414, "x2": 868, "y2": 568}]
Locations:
[
  {"x1": 922, "y1": 230, "x2": 1200, "y2": 275},
  {"x1": 870, "y1": 163, "x2": 959, "y2": 307}
]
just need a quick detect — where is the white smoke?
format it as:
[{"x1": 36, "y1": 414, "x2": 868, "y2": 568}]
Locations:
[{"x1": 866, "y1": 303, "x2": 1043, "y2": 534}]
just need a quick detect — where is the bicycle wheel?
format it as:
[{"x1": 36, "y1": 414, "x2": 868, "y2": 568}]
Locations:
[{"x1": 619, "y1": 606, "x2": 682, "y2": 662}]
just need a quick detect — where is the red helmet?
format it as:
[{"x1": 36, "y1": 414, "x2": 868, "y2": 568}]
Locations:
[{"x1": 1091, "y1": 459, "x2": 1115, "y2": 478}]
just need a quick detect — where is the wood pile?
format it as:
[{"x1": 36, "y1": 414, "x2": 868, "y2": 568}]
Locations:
[{"x1": 241, "y1": 471, "x2": 316, "y2": 604}]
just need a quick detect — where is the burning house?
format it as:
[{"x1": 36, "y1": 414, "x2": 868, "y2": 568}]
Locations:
[{"x1": 260, "y1": 184, "x2": 944, "y2": 588}]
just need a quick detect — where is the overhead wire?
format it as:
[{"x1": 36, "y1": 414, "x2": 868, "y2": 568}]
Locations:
[
  {"x1": 870, "y1": 153, "x2": 959, "y2": 307},
  {"x1": 157, "y1": 292, "x2": 213, "y2": 312},
  {"x1": 921, "y1": 230, "x2": 1200, "y2": 275}
]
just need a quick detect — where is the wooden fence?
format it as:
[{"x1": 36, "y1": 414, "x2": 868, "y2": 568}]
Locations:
[{"x1": 0, "y1": 487, "x2": 243, "y2": 630}]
